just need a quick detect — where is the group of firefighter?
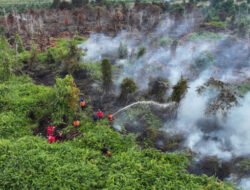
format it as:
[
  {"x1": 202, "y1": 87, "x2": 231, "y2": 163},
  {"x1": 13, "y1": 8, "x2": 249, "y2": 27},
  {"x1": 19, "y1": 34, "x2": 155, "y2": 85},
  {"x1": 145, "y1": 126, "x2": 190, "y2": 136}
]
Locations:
[{"x1": 46, "y1": 96, "x2": 113, "y2": 156}]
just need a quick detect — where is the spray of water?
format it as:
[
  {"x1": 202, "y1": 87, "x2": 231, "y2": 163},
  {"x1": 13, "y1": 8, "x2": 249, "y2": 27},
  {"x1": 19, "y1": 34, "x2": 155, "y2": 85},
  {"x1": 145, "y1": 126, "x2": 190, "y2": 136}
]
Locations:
[{"x1": 112, "y1": 101, "x2": 176, "y2": 117}]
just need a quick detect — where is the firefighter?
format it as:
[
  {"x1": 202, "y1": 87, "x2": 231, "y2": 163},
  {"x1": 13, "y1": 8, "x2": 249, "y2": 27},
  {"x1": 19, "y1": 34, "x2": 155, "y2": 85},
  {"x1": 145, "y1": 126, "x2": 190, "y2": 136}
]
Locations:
[
  {"x1": 80, "y1": 96, "x2": 87, "y2": 111},
  {"x1": 48, "y1": 135, "x2": 56, "y2": 144},
  {"x1": 47, "y1": 125, "x2": 56, "y2": 137},
  {"x1": 73, "y1": 119, "x2": 80, "y2": 127},
  {"x1": 107, "y1": 114, "x2": 113, "y2": 122},
  {"x1": 97, "y1": 109, "x2": 104, "y2": 119}
]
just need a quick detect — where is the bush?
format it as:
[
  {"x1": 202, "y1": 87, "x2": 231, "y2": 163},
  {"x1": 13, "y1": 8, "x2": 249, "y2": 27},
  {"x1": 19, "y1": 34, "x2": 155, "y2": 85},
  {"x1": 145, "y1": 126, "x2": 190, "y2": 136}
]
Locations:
[{"x1": 119, "y1": 78, "x2": 137, "y2": 102}]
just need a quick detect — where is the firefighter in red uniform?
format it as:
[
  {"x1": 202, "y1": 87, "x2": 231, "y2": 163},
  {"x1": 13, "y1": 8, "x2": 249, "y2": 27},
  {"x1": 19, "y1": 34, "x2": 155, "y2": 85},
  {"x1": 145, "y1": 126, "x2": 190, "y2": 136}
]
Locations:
[
  {"x1": 107, "y1": 114, "x2": 113, "y2": 122},
  {"x1": 73, "y1": 119, "x2": 80, "y2": 127},
  {"x1": 97, "y1": 109, "x2": 104, "y2": 119},
  {"x1": 47, "y1": 125, "x2": 55, "y2": 136},
  {"x1": 48, "y1": 135, "x2": 56, "y2": 143},
  {"x1": 47, "y1": 125, "x2": 56, "y2": 143},
  {"x1": 80, "y1": 96, "x2": 86, "y2": 111}
]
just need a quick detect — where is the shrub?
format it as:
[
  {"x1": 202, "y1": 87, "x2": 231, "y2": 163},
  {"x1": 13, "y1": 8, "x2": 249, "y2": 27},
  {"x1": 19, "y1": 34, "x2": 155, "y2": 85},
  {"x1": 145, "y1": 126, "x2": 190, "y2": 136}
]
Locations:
[
  {"x1": 119, "y1": 78, "x2": 137, "y2": 102},
  {"x1": 52, "y1": 75, "x2": 80, "y2": 124}
]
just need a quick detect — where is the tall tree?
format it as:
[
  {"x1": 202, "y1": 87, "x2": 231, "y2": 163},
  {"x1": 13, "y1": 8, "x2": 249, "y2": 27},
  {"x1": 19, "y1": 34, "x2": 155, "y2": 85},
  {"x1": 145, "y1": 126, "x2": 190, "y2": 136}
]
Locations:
[{"x1": 101, "y1": 59, "x2": 112, "y2": 93}]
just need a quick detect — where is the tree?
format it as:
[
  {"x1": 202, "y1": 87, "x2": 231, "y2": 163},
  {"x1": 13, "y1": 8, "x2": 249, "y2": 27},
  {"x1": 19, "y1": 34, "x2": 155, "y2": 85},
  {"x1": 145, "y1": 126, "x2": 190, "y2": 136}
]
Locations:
[
  {"x1": 197, "y1": 78, "x2": 238, "y2": 116},
  {"x1": 170, "y1": 77, "x2": 188, "y2": 103},
  {"x1": 148, "y1": 77, "x2": 169, "y2": 102},
  {"x1": 68, "y1": 41, "x2": 81, "y2": 61},
  {"x1": 119, "y1": 78, "x2": 137, "y2": 102},
  {"x1": 63, "y1": 41, "x2": 82, "y2": 74},
  {"x1": 118, "y1": 42, "x2": 128, "y2": 59},
  {"x1": 52, "y1": 75, "x2": 80, "y2": 124},
  {"x1": 101, "y1": 59, "x2": 112, "y2": 93}
]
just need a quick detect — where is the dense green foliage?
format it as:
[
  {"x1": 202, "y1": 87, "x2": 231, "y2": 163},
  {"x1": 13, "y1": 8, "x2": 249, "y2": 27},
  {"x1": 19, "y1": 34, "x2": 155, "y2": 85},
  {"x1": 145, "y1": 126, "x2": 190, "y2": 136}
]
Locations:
[
  {"x1": 0, "y1": 76, "x2": 53, "y2": 139},
  {"x1": 0, "y1": 69, "x2": 234, "y2": 189},
  {"x1": 0, "y1": 77, "x2": 234, "y2": 189},
  {"x1": 52, "y1": 75, "x2": 80, "y2": 124}
]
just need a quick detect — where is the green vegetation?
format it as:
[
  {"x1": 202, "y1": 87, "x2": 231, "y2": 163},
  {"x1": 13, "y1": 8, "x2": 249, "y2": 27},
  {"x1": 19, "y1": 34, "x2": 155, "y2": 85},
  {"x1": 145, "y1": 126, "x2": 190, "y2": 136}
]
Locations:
[
  {"x1": 0, "y1": 30, "x2": 236, "y2": 189},
  {"x1": 171, "y1": 77, "x2": 188, "y2": 103},
  {"x1": 187, "y1": 32, "x2": 225, "y2": 41},
  {"x1": 52, "y1": 75, "x2": 80, "y2": 124},
  {"x1": 0, "y1": 36, "x2": 16, "y2": 81},
  {"x1": 119, "y1": 77, "x2": 137, "y2": 102},
  {"x1": 197, "y1": 78, "x2": 238, "y2": 116},
  {"x1": 0, "y1": 74, "x2": 234, "y2": 189},
  {"x1": 101, "y1": 59, "x2": 113, "y2": 93},
  {"x1": 0, "y1": 76, "x2": 53, "y2": 139},
  {"x1": 0, "y1": 0, "x2": 52, "y2": 15}
]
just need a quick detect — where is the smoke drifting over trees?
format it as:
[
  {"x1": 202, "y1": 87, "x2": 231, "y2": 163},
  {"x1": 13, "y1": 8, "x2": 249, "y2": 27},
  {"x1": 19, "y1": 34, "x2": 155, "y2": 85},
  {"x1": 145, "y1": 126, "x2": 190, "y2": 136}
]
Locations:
[{"x1": 80, "y1": 11, "x2": 250, "y2": 188}]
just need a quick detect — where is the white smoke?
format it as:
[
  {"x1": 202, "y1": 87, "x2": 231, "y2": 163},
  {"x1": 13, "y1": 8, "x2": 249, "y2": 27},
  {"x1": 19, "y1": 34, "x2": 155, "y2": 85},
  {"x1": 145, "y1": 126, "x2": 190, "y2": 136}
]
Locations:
[
  {"x1": 225, "y1": 93, "x2": 250, "y2": 157},
  {"x1": 79, "y1": 13, "x2": 250, "y2": 188},
  {"x1": 239, "y1": 178, "x2": 250, "y2": 190}
]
